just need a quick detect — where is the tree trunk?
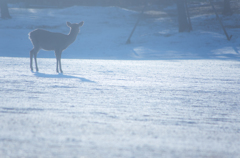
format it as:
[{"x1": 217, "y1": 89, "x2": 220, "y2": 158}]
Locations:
[
  {"x1": 177, "y1": 0, "x2": 189, "y2": 32},
  {"x1": 222, "y1": 0, "x2": 232, "y2": 15},
  {"x1": 0, "y1": 0, "x2": 11, "y2": 19}
]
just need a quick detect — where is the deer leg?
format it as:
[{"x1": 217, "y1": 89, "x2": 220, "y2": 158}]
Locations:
[
  {"x1": 34, "y1": 53, "x2": 39, "y2": 72},
  {"x1": 30, "y1": 48, "x2": 39, "y2": 72},
  {"x1": 56, "y1": 57, "x2": 59, "y2": 73},
  {"x1": 55, "y1": 51, "x2": 60, "y2": 73},
  {"x1": 30, "y1": 49, "x2": 34, "y2": 71},
  {"x1": 58, "y1": 52, "x2": 63, "y2": 73},
  {"x1": 55, "y1": 51, "x2": 63, "y2": 73}
]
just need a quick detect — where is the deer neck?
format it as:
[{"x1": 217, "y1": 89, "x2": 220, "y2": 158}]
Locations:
[{"x1": 67, "y1": 29, "x2": 78, "y2": 44}]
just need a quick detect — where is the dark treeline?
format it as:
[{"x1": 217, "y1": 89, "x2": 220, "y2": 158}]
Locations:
[{"x1": 8, "y1": 0, "x2": 173, "y2": 7}]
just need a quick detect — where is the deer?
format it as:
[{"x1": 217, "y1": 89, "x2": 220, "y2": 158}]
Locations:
[{"x1": 29, "y1": 21, "x2": 84, "y2": 73}]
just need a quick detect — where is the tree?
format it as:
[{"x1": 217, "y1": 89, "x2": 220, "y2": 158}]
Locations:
[
  {"x1": 222, "y1": 0, "x2": 232, "y2": 15},
  {"x1": 0, "y1": 0, "x2": 11, "y2": 19},
  {"x1": 176, "y1": 0, "x2": 190, "y2": 32}
]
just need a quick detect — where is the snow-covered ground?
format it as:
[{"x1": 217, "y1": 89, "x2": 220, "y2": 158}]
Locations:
[
  {"x1": 1, "y1": 58, "x2": 240, "y2": 158},
  {"x1": 0, "y1": 5, "x2": 240, "y2": 158}
]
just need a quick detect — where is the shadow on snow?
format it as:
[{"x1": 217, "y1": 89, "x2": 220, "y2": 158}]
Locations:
[{"x1": 33, "y1": 72, "x2": 95, "y2": 83}]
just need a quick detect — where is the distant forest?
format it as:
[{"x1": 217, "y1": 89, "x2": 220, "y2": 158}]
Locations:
[{"x1": 8, "y1": 0, "x2": 173, "y2": 7}]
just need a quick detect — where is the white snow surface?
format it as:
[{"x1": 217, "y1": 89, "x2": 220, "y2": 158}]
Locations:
[{"x1": 0, "y1": 5, "x2": 240, "y2": 158}]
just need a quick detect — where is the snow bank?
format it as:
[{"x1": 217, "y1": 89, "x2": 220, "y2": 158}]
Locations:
[{"x1": 0, "y1": 6, "x2": 240, "y2": 60}]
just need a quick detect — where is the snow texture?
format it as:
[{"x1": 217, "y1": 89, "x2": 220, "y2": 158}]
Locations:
[{"x1": 0, "y1": 5, "x2": 240, "y2": 158}]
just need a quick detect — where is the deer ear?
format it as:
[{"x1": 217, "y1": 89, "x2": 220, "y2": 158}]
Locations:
[
  {"x1": 78, "y1": 21, "x2": 84, "y2": 27},
  {"x1": 66, "y1": 22, "x2": 72, "y2": 27}
]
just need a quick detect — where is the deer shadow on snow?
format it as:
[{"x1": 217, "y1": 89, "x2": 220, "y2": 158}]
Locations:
[{"x1": 33, "y1": 72, "x2": 95, "y2": 83}]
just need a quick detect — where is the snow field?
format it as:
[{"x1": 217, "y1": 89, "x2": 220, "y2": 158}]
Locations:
[{"x1": 0, "y1": 57, "x2": 240, "y2": 158}]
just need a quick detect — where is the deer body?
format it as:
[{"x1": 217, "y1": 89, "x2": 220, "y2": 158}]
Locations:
[{"x1": 29, "y1": 21, "x2": 84, "y2": 73}]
